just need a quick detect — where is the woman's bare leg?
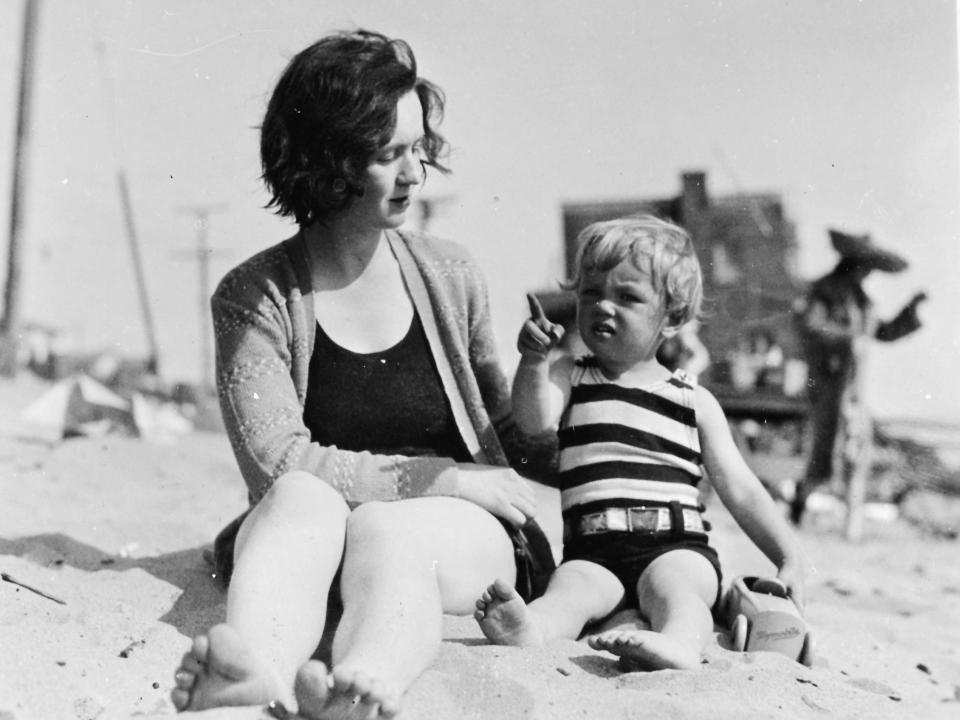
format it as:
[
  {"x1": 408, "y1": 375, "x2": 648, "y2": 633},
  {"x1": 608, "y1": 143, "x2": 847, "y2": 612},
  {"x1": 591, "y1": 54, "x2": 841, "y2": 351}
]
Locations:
[
  {"x1": 172, "y1": 471, "x2": 349, "y2": 712},
  {"x1": 475, "y1": 560, "x2": 624, "y2": 646},
  {"x1": 588, "y1": 549, "x2": 718, "y2": 670},
  {"x1": 295, "y1": 497, "x2": 517, "y2": 719}
]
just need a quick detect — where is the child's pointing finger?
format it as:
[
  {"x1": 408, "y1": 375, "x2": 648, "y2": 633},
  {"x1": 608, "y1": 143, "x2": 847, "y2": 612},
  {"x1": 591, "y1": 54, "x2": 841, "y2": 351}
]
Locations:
[{"x1": 527, "y1": 293, "x2": 547, "y2": 322}]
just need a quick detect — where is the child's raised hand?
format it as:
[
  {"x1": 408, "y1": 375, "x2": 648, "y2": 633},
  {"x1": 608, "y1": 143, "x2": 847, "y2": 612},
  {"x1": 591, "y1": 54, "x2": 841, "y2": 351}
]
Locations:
[{"x1": 517, "y1": 293, "x2": 565, "y2": 359}]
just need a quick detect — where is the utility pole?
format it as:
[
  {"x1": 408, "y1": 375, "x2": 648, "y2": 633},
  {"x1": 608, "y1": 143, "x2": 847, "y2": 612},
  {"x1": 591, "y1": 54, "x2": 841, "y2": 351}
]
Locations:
[
  {"x1": 173, "y1": 204, "x2": 228, "y2": 391},
  {"x1": 0, "y1": 0, "x2": 41, "y2": 376},
  {"x1": 118, "y1": 172, "x2": 160, "y2": 375}
]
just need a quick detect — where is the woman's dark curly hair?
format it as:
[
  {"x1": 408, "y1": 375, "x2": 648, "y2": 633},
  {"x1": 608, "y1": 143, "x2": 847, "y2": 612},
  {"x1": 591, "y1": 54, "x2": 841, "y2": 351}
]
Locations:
[{"x1": 260, "y1": 29, "x2": 449, "y2": 225}]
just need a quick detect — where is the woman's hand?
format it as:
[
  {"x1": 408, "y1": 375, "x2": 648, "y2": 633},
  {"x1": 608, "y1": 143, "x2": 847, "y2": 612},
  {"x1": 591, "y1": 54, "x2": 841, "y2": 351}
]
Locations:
[
  {"x1": 517, "y1": 293, "x2": 565, "y2": 360},
  {"x1": 455, "y1": 464, "x2": 538, "y2": 527}
]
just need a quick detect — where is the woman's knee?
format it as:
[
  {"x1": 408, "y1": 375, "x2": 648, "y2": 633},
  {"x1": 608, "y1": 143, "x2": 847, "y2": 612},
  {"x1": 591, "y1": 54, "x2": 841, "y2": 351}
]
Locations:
[
  {"x1": 344, "y1": 501, "x2": 400, "y2": 552},
  {"x1": 258, "y1": 470, "x2": 350, "y2": 525},
  {"x1": 345, "y1": 498, "x2": 512, "y2": 568}
]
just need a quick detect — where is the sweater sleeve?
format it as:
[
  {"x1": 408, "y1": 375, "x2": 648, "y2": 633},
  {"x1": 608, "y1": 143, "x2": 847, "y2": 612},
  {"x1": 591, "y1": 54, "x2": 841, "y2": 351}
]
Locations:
[{"x1": 212, "y1": 287, "x2": 459, "y2": 506}]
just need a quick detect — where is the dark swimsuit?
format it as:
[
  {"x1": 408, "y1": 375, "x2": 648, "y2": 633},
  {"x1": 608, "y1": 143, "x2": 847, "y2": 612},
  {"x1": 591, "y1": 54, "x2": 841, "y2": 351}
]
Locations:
[{"x1": 213, "y1": 310, "x2": 554, "y2": 601}]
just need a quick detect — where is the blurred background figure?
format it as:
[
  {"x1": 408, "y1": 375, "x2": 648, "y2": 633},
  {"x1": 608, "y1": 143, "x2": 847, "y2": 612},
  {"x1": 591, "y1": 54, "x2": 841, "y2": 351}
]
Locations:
[{"x1": 790, "y1": 229, "x2": 927, "y2": 538}]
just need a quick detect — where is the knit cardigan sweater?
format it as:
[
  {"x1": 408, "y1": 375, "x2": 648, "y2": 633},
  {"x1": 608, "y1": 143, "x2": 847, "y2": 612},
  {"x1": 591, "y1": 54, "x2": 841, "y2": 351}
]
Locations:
[{"x1": 212, "y1": 228, "x2": 554, "y2": 507}]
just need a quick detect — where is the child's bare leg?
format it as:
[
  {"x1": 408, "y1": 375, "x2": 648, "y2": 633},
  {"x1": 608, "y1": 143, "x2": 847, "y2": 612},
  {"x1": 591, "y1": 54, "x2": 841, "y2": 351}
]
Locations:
[
  {"x1": 293, "y1": 498, "x2": 518, "y2": 719},
  {"x1": 171, "y1": 472, "x2": 349, "y2": 712},
  {"x1": 589, "y1": 550, "x2": 717, "y2": 671},
  {"x1": 474, "y1": 560, "x2": 623, "y2": 646}
]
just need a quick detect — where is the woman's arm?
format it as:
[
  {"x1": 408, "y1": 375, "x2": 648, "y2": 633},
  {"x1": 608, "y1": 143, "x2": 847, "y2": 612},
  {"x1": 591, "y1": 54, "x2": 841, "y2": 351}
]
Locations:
[{"x1": 695, "y1": 385, "x2": 808, "y2": 607}]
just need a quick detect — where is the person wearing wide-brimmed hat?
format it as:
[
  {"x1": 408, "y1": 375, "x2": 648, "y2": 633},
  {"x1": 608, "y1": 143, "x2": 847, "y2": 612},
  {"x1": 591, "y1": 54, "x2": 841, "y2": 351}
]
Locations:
[{"x1": 790, "y1": 229, "x2": 927, "y2": 536}]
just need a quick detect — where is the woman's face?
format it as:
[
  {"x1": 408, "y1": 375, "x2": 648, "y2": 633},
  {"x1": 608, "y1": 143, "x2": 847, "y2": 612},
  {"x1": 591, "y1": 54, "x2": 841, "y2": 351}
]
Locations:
[{"x1": 349, "y1": 90, "x2": 426, "y2": 230}]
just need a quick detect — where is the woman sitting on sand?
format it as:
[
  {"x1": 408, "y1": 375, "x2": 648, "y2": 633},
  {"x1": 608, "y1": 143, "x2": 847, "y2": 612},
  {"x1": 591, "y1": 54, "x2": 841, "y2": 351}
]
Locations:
[{"x1": 170, "y1": 29, "x2": 555, "y2": 719}]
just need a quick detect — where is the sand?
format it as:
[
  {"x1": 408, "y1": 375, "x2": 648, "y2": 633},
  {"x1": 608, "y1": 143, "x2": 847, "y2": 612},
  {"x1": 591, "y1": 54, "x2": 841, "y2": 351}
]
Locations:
[{"x1": 1, "y1": 374, "x2": 959, "y2": 720}]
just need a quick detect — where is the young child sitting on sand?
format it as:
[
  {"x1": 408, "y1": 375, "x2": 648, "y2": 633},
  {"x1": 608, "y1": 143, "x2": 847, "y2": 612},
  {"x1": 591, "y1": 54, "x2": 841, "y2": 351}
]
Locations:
[{"x1": 475, "y1": 215, "x2": 807, "y2": 670}]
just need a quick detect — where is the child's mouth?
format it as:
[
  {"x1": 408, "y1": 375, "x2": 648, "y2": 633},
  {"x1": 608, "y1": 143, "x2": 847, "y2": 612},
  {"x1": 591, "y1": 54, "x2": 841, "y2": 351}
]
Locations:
[{"x1": 591, "y1": 321, "x2": 615, "y2": 337}]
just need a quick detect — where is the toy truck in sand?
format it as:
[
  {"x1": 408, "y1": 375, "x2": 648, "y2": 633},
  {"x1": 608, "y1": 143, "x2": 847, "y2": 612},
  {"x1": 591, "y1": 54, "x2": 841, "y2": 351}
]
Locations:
[{"x1": 721, "y1": 575, "x2": 815, "y2": 667}]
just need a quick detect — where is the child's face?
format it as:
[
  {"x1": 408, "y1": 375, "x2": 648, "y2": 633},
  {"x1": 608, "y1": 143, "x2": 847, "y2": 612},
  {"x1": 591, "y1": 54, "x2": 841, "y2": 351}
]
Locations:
[{"x1": 575, "y1": 258, "x2": 673, "y2": 372}]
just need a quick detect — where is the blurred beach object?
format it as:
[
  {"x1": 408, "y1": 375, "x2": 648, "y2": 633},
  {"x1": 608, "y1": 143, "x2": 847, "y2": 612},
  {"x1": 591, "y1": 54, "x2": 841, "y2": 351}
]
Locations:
[
  {"x1": 19, "y1": 372, "x2": 192, "y2": 443},
  {"x1": 131, "y1": 392, "x2": 193, "y2": 444},
  {"x1": 21, "y1": 373, "x2": 137, "y2": 439}
]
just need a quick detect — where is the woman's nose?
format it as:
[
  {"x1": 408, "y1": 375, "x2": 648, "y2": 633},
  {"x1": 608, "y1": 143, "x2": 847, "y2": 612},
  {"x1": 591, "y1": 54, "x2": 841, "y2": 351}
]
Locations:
[{"x1": 399, "y1": 152, "x2": 424, "y2": 185}]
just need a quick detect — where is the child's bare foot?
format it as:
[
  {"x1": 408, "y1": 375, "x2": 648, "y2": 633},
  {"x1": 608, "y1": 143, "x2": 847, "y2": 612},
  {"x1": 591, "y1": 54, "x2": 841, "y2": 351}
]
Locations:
[
  {"x1": 474, "y1": 578, "x2": 545, "y2": 646},
  {"x1": 295, "y1": 661, "x2": 400, "y2": 720},
  {"x1": 588, "y1": 629, "x2": 702, "y2": 671},
  {"x1": 170, "y1": 624, "x2": 287, "y2": 711}
]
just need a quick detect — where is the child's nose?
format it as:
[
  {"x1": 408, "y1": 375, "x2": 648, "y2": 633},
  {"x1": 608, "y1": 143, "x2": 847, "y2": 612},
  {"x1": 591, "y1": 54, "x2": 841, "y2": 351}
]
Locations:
[{"x1": 594, "y1": 298, "x2": 615, "y2": 315}]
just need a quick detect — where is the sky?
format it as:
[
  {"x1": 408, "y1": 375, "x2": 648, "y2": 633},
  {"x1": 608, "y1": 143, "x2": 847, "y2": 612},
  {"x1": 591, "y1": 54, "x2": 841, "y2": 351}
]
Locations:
[{"x1": 0, "y1": 0, "x2": 957, "y2": 424}]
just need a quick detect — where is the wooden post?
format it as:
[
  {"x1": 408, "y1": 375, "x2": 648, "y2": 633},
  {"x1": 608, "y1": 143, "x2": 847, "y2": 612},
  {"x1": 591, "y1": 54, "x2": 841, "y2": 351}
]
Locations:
[
  {"x1": 117, "y1": 171, "x2": 160, "y2": 375},
  {"x1": 0, "y1": 0, "x2": 41, "y2": 375}
]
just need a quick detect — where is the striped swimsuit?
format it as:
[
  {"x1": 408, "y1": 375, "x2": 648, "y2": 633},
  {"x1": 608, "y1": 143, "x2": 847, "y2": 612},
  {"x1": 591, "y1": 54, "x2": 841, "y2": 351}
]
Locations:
[
  {"x1": 558, "y1": 358, "x2": 704, "y2": 518},
  {"x1": 557, "y1": 357, "x2": 721, "y2": 599}
]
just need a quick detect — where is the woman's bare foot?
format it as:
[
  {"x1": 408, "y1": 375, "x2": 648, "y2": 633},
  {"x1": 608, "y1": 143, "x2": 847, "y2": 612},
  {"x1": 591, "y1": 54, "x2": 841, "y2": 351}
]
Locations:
[
  {"x1": 474, "y1": 578, "x2": 546, "y2": 646},
  {"x1": 294, "y1": 661, "x2": 400, "y2": 720},
  {"x1": 588, "y1": 629, "x2": 702, "y2": 671},
  {"x1": 170, "y1": 624, "x2": 288, "y2": 711}
]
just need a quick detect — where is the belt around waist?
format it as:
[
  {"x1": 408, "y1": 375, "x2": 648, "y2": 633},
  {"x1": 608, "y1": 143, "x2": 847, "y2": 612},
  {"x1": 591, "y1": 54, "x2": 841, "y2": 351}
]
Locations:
[{"x1": 564, "y1": 505, "x2": 707, "y2": 539}]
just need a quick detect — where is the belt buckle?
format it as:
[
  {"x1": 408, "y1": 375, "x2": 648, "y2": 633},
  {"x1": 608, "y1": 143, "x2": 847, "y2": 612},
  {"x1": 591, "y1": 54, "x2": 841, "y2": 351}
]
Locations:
[
  {"x1": 626, "y1": 507, "x2": 656, "y2": 532},
  {"x1": 579, "y1": 511, "x2": 608, "y2": 535},
  {"x1": 682, "y1": 508, "x2": 705, "y2": 533},
  {"x1": 604, "y1": 508, "x2": 629, "y2": 532},
  {"x1": 579, "y1": 508, "x2": 629, "y2": 535}
]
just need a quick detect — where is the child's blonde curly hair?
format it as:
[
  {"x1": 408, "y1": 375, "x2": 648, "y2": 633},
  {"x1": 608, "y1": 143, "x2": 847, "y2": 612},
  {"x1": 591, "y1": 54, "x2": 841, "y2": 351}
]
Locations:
[{"x1": 564, "y1": 214, "x2": 703, "y2": 327}]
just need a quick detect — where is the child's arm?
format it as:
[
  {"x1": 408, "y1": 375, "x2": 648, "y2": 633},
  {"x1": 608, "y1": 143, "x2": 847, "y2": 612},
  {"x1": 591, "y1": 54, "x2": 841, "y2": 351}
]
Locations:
[
  {"x1": 695, "y1": 385, "x2": 809, "y2": 608},
  {"x1": 512, "y1": 294, "x2": 573, "y2": 435}
]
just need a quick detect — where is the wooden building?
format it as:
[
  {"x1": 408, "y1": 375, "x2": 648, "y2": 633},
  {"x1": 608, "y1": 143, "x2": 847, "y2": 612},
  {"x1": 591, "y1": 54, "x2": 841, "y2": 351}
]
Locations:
[{"x1": 543, "y1": 171, "x2": 806, "y2": 392}]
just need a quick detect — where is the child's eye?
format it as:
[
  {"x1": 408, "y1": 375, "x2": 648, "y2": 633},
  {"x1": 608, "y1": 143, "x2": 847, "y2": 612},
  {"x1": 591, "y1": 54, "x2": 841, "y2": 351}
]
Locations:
[{"x1": 621, "y1": 293, "x2": 642, "y2": 303}]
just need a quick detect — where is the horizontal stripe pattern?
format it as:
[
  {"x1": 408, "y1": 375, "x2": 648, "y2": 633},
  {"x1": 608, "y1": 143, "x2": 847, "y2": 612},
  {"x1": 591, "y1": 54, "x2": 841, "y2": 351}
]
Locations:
[
  {"x1": 560, "y1": 478, "x2": 701, "y2": 512},
  {"x1": 558, "y1": 458, "x2": 700, "y2": 489},
  {"x1": 560, "y1": 423, "x2": 701, "y2": 464},
  {"x1": 558, "y1": 441, "x2": 701, "y2": 479},
  {"x1": 570, "y1": 383, "x2": 695, "y2": 427},
  {"x1": 561, "y1": 401, "x2": 698, "y2": 453},
  {"x1": 559, "y1": 361, "x2": 703, "y2": 511}
]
